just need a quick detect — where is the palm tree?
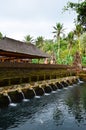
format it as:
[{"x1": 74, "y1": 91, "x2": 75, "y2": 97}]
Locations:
[
  {"x1": 53, "y1": 22, "x2": 64, "y2": 59},
  {"x1": 24, "y1": 35, "x2": 34, "y2": 43},
  {"x1": 80, "y1": 33, "x2": 86, "y2": 56},
  {"x1": 36, "y1": 36, "x2": 44, "y2": 49},
  {"x1": 74, "y1": 24, "x2": 83, "y2": 53},
  {"x1": 43, "y1": 39, "x2": 54, "y2": 54},
  {"x1": 67, "y1": 31, "x2": 74, "y2": 56}
]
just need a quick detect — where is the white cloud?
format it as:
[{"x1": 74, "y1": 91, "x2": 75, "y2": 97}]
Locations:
[
  {"x1": 0, "y1": 20, "x2": 53, "y2": 40},
  {"x1": 0, "y1": 0, "x2": 78, "y2": 41}
]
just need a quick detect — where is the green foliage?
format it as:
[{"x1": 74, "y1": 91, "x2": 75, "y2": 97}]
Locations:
[
  {"x1": 67, "y1": 31, "x2": 74, "y2": 56},
  {"x1": 74, "y1": 24, "x2": 83, "y2": 37},
  {"x1": 0, "y1": 32, "x2": 3, "y2": 39},
  {"x1": 80, "y1": 33, "x2": 86, "y2": 55},
  {"x1": 43, "y1": 42, "x2": 54, "y2": 54},
  {"x1": 32, "y1": 59, "x2": 39, "y2": 64},
  {"x1": 36, "y1": 36, "x2": 44, "y2": 49},
  {"x1": 52, "y1": 22, "x2": 65, "y2": 59},
  {"x1": 82, "y1": 56, "x2": 86, "y2": 66},
  {"x1": 53, "y1": 22, "x2": 64, "y2": 38},
  {"x1": 60, "y1": 39, "x2": 67, "y2": 50},
  {"x1": 34, "y1": 30, "x2": 86, "y2": 65},
  {"x1": 23, "y1": 2, "x2": 86, "y2": 66},
  {"x1": 24, "y1": 35, "x2": 34, "y2": 43},
  {"x1": 64, "y1": 0, "x2": 86, "y2": 30},
  {"x1": 32, "y1": 59, "x2": 44, "y2": 64}
]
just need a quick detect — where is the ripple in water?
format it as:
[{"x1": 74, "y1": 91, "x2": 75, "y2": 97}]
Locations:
[{"x1": 0, "y1": 82, "x2": 86, "y2": 130}]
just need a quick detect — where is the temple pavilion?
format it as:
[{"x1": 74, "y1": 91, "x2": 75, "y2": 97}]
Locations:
[{"x1": 0, "y1": 37, "x2": 49, "y2": 63}]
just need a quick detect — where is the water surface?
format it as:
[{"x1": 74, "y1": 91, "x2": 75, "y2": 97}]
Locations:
[{"x1": 0, "y1": 82, "x2": 86, "y2": 130}]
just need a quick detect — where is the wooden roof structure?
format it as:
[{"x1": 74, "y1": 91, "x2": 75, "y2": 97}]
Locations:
[{"x1": 0, "y1": 37, "x2": 49, "y2": 59}]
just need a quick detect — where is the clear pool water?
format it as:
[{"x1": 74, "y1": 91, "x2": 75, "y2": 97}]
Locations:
[{"x1": 0, "y1": 82, "x2": 86, "y2": 130}]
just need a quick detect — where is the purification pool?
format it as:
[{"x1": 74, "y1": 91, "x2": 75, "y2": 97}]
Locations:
[{"x1": 0, "y1": 81, "x2": 86, "y2": 130}]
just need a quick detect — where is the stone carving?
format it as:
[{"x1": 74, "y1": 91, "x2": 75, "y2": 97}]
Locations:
[{"x1": 73, "y1": 52, "x2": 82, "y2": 71}]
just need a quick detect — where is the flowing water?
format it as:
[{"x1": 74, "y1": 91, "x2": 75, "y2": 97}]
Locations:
[{"x1": 0, "y1": 81, "x2": 86, "y2": 130}]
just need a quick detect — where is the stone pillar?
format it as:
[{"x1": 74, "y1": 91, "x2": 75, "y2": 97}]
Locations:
[
  {"x1": 73, "y1": 52, "x2": 82, "y2": 73},
  {"x1": 50, "y1": 53, "x2": 56, "y2": 64}
]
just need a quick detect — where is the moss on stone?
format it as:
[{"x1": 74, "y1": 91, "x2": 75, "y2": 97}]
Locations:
[
  {"x1": 8, "y1": 90, "x2": 23, "y2": 103},
  {"x1": 0, "y1": 94, "x2": 9, "y2": 108}
]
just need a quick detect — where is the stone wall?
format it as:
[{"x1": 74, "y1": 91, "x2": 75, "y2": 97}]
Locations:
[
  {"x1": 0, "y1": 76, "x2": 78, "y2": 108},
  {"x1": 0, "y1": 62, "x2": 76, "y2": 87}
]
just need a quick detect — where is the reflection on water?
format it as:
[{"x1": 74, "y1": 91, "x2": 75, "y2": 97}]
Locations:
[
  {"x1": 53, "y1": 108, "x2": 64, "y2": 126},
  {"x1": 0, "y1": 82, "x2": 86, "y2": 130},
  {"x1": 66, "y1": 84, "x2": 86, "y2": 124}
]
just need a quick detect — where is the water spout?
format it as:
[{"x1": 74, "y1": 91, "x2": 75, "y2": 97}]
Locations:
[
  {"x1": 18, "y1": 89, "x2": 29, "y2": 102},
  {"x1": 78, "y1": 78, "x2": 84, "y2": 84},
  {"x1": 60, "y1": 82, "x2": 64, "y2": 88},
  {"x1": 48, "y1": 85, "x2": 53, "y2": 91},
  {"x1": 54, "y1": 84, "x2": 58, "y2": 89},
  {"x1": 32, "y1": 88, "x2": 41, "y2": 99},
  {"x1": 7, "y1": 94, "x2": 12, "y2": 103},
  {"x1": 5, "y1": 92, "x2": 17, "y2": 107},
  {"x1": 39, "y1": 86, "x2": 50, "y2": 96},
  {"x1": 39, "y1": 86, "x2": 45, "y2": 93},
  {"x1": 65, "y1": 81, "x2": 70, "y2": 86}
]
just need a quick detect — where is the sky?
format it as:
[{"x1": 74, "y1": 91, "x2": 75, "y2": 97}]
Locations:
[{"x1": 0, "y1": 0, "x2": 78, "y2": 41}]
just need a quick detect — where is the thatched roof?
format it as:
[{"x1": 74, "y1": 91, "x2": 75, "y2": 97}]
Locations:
[{"x1": 0, "y1": 37, "x2": 49, "y2": 59}]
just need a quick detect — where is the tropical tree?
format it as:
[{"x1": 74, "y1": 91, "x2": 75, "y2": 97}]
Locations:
[
  {"x1": 53, "y1": 22, "x2": 64, "y2": 59},
  {"x1": 43, "y1": 39, "x2": 54, "y2": 54},
  {"x1": 80, "y1": 33, "x2": 86, "y2": 56},
  {"x1": 67, "y1": 31, "x2": 74, "y2": 56},
  {"x1": 0, "y1": 32, "x2": 3, "y2": 39},
  {"x1": 64, "y1": 0, "x2": 86, "y2": 30},
  {"x1": 74, "y1": 24, "x2": 83, "y2": 52},
  {"x1": 36, "y1": 36, "x2": 44, "y2": 49},
  {"x1": 24, "y1": 35, "x2": 34, "y2": 43}
]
